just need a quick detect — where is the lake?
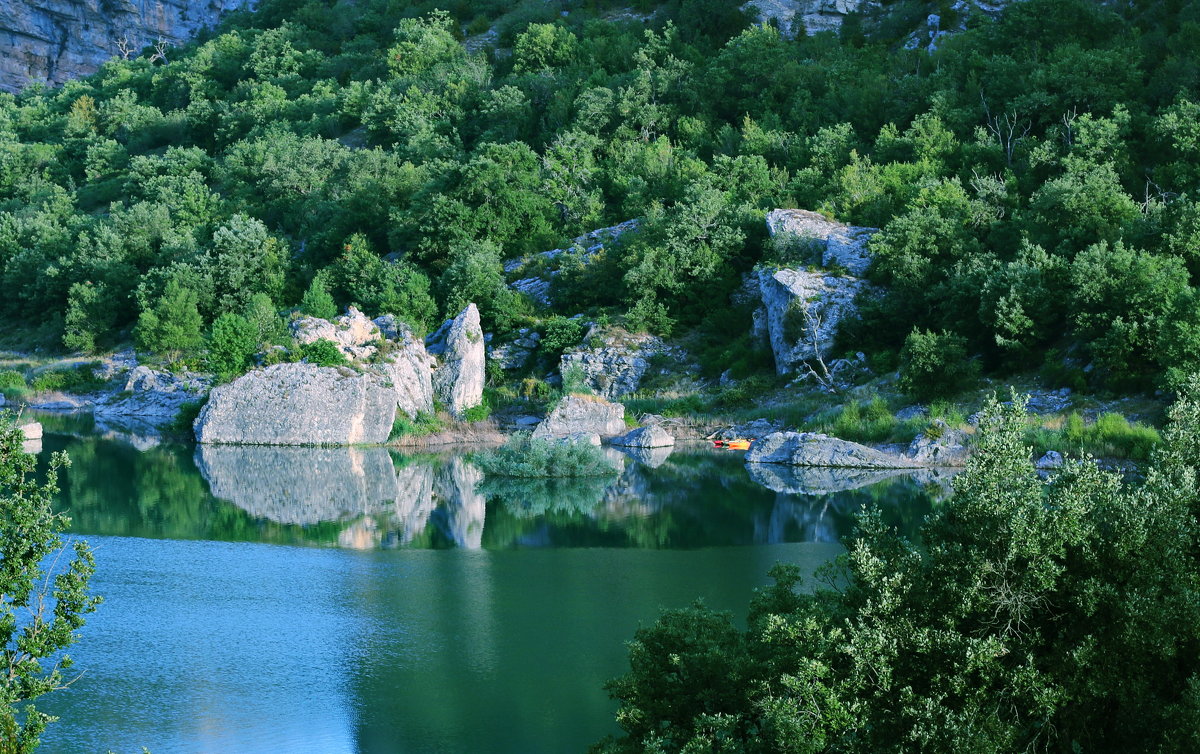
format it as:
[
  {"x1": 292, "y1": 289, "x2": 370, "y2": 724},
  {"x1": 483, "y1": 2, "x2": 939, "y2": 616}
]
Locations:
[{"x1": 29, "y1": 414, "x2": 940, "y2": 753}]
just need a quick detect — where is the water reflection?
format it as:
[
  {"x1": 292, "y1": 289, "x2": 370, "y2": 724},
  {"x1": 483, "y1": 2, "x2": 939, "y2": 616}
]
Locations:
[{"x1": 41, "y1": 421, "x2": 939, "y2": 550}]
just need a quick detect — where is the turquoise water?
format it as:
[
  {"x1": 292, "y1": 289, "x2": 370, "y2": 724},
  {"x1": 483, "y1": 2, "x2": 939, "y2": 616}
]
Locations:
[{"x1": 29, "y1": 416, "x2": 936, "y2": 752}]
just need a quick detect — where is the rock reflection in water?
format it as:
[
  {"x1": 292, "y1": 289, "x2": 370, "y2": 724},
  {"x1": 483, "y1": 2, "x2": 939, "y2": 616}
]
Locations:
[{"x1": 746, "y1": 463, "x2": 912, "y2": 495}]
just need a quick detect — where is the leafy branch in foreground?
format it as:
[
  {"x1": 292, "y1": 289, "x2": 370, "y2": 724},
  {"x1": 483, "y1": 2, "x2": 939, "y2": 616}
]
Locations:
[
  {"x1": 0, "y1": 412, "x2": 101, "y2": 752},
  {"x1": 595, "y1": 382, "x2": 1200, "y2": 754}
]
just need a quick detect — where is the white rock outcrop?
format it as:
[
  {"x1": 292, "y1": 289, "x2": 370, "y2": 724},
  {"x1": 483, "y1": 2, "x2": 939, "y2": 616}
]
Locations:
[
  {"x1": 532, "y1": 395, "x2": 626, "y2": 440},
  {"x1": 559, "y1": 327, "x2": 671, "y2": 399},
  {"x1": 94, "y1": 365, "x2": 210, "y2": 426},
  {"x1": 291, "y1": 306, "x2": 381, "y2": 361},
  {"x1": 1, "y1": 0, "x2": 257, "y2": 93},
  {"x1": 754, "y1": 267, "x2": 869, "y2": 376},
  {"x1": 194, "y1": 363, "x2": 397, "y2": 445},
  {"x1": 766, "y1": 209, "x2": 877, "y2": 276},
  {"x1": 429, "y1": 304, "x2": 485, "y2": 417}
]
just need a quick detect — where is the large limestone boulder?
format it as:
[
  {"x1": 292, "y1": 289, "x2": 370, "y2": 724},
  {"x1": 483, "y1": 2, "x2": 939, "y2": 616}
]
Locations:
[
  {"x1": 905, "y1": 420, "x2": 972, "y2": 467},
  {"x1": 754, "y1": 267, "x2": 869, "y2": 376},
  {"x1": 746, "y1": 431, "x2": 914, "y2": 468},
  {"x1": 94, "y1": 366, "x2": 210, "y2": 426},
  {"x1": 291, "y1": 306, "x2": 381, "y2": 361},
  {"x1": 194, "y1": 363, "x2": 397, "y2": 445},
  {"x1": 611, "y1": 425, "x2": 675, "y2": 448},
  {"x1": 429, "y1": 304, "x2": 485, "y2": 417},
  {"x1": 532, "y1": 395, "x2": 626, "y2": 440},
  {"x1": 559, "y1": 326, "x2": 671, "y2": 399},
  {"x1": 766, "y1": 209, "x2": 877, "y2": 276}
]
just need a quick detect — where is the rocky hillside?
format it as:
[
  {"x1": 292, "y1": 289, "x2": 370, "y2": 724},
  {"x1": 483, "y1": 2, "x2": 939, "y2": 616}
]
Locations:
[{"x1": 0, "y1": 0, "x2": 253, "y2": 92}]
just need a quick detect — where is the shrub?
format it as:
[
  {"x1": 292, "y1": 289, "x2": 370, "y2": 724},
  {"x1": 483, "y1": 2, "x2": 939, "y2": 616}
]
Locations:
[
  {"x1": 390, "y1": 411, "x2": 445, "y2": 440},
  {"x1": 561, "y1": 363, "x2": 593, "y2": 395},
  {"x1": 208, "y1": 313, "x2": 258, "y2": 377},
  {"x1": 460, "y1": 397, "x2": 491, "y2": 423},
  {"x1": 169, "y1": 400, "x2": 205, "y2": 435},
  {"x1": 299, "y1": 273, "x2": 337, "y2": 320},
  {"x1": 29, "y1": 365, "x2": 105, "y2": 394},
  {"x1": 898, "y1": 329, "x2": 978, "y2": 401},
  {"x1": 541, "y1": 316, "x2": 585, "y2": 360},
  {"x1": 473, "y1": 433, "x2": 618, "y2": 477},
  {"x1": 0, "y1": 371, "x2": 26, "y2": 393},
  {"x1": 299, "y1": 339, "x2": 348, "y2": 367}
]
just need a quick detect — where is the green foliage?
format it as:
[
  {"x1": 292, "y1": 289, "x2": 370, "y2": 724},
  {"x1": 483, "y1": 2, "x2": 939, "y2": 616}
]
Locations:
[
  {"x1": 474, "y1": 433, "x2": 618, "y2": 477},
  {"x1": 208, "y1": 312, "x2": 258, "y2": 377},
  {"x1": 168, "y1": 399, "x2": 206, "y2": 435},
  {"x1": 136, "y1": 278, "x2": 204, "y2": 363},
  {"x1": 0, "y1": 413, "x2": 101, "y2": 749},
  {"x1": 0, "y1": 372, "x2": 27, "y2": 394},
  {"x1": 898, "y1": 328, "x2": 979, "y2": 401},
  {"x1": 389, "y1": 410, "x2": 445, "y2": 440},
  {"x1": 1026, "y1": 411, "x2": 1161, "y2": 461},
  {"x1": 821, "y1": 395, "x2": 921, "y2": 444},
  {"x1": 598, "y1": 388, "x2": 1200, "y2": 752},
  {"x1": 299, "y1": 339, "x2": 348, "y2": 367},
  {"x1": 539, "y1": 316, "x2": 585, "y2": 361},
  {"x1": 28, "y1": 365, "x2": 105, "y2": 394},
  {"x1": 328, "y1": 235, "x2": 436, "y2": 330},
  {"x1": 459, "y1": 397, "x2": 491, "y2": 423},
  {"x1": 299, "y1": 273, "x2": 338, "y2": 320}
]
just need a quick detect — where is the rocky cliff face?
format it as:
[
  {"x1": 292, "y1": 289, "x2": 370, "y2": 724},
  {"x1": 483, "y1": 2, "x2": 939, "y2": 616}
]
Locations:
[{"x1": 0, "y1": 0, "x2": 254, "y2": 93}]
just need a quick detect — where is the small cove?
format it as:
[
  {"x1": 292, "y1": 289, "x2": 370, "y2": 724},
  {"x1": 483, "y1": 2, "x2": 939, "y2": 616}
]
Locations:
[{"x1": 31, "y1": 413, "x2": 938, "y2": 752}]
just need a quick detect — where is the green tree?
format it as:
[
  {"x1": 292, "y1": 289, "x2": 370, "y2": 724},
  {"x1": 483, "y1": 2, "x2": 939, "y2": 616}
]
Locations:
[
  {"x1": 136, "y1": 278, "x2": 204, "y2": 363},
  {"x1": 898, "y1": 328, "x2": 979, "y2": 402},
  {"x1": 299, "y1": 272, "x2": 337, "y2": 320},
  {"x1": 0, "y1": 414, "x2": 100, "y2": 749},
  {"x1": 208, "y1": 312, "x2": 257, "y2": 377}
]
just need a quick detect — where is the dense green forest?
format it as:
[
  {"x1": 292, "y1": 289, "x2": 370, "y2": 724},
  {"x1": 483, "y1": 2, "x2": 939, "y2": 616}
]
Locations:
[{"x1": 2, "y1": 0, "x2": 1200, "y2": 394}]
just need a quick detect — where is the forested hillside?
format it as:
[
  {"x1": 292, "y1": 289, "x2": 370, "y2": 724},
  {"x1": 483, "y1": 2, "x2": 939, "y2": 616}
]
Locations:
[{"x1": 1, "y1": 0, "x2": 1199, "y2": 393}]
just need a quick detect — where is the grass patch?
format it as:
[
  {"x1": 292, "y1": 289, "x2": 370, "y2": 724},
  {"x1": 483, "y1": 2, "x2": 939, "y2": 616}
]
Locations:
[
  {"x1": 390, "y1": 411, "x2": 445, "y2": 440},
  {"x1": 811, "y1": 395, "x2": 926, "y2": 445},
  {"x1": 473, "y1": 433, "x2": 618, "y2": 477},
  {"x1": 29, "y1": 363, "x2": 106, "y2": 394},
  {"x1": 1027, "y1": 411, "x2": 1160, "y2": 461}
]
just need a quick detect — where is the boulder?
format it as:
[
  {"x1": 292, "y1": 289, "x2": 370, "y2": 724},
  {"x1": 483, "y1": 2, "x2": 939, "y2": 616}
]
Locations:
[
  {"x1": 194, "y1": 363, "x2": 397, "y2": 445},
  {"x1": 374, "y1": 323, "x2": 436, "y2": 419},
  {"x1": 430, "y1": 304, "x2": 485, "y2": 417},
  {"x1": 0, "y1": 394, "x2": 6, "y2": 407},
  {"x1": 1036, "y1": 450, "x2": 1065, "y2": 470},
  {"x1": 94, "y1": 366, "x2": 210, "y2": 426},
  {"x1": 559, "y1": 326, "x2": 672, "y2": 399},
  {"x1": 746, "y1": 431, "x2": 914, "y2": 468},
  {"x1": 290, "y1": 306, "x2": 381, "y2": 361},
  {"x1": 18, "y1": 421, "x2": 42, "y2": 441},
  {"x1": 611, "y1": 425, "x2": 675, "y2": 448},
  {"x1": 532, "y1": 395, "x2": 626, "y2": 440},
  {"x1": 766, "y1": 209, "x2": 877, "y2": 276},
  {"x1": 905, "y1": 420, "x2": 972, "y2": 467},
  {"x1": 755, "y1": 267, "x2": 870, "y2": 376}
]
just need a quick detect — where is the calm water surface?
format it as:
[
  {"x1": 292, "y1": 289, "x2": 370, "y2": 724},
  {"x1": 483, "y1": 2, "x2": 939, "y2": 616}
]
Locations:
[{"x1": 30, "y1": 413, "x2": 939, "y2": 753}]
